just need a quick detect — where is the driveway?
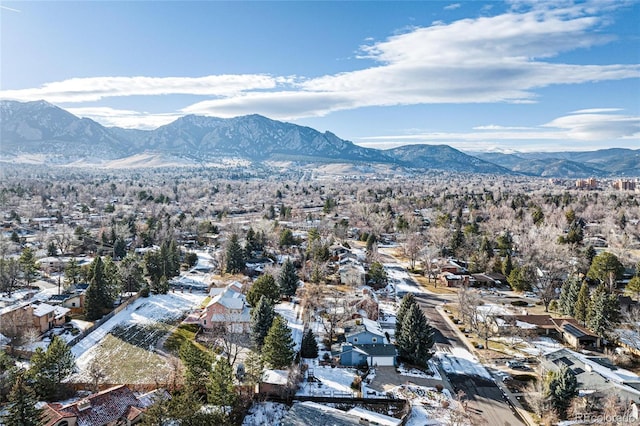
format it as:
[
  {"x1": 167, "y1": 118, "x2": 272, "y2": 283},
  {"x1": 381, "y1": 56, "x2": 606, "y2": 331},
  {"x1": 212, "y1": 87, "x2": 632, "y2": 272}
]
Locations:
[{"x1": 367, "y1": 366, "x2": 443, "y2": 393}]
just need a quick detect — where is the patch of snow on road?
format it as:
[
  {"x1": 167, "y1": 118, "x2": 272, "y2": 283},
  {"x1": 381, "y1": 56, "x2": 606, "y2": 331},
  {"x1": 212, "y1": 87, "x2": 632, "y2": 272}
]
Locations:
[{"x1": 437, "y1": 347, "x2": 492, "y2": 380}]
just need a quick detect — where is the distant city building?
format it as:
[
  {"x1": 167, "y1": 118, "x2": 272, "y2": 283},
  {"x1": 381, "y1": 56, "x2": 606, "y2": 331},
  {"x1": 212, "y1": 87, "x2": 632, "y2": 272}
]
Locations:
[
  {"x1": 575, "y1": 178, "x2": 598, "y2": 189},
  {"x1": 613, "y1": 179, "x2": 637, "y2": 191}
]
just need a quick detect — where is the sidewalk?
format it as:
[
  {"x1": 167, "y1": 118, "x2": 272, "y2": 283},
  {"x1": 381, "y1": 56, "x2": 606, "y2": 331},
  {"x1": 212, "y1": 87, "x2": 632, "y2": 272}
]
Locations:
[{"x1": 434, "y1": 305, "x2": 538, "y2": 426}]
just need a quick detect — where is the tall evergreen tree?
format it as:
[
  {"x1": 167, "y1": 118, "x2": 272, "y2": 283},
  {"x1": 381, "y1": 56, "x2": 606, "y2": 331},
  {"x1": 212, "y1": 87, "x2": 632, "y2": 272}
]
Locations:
[
  {"x1": 587, "y1": 252, "x2": 624, "y2": 290},
  {"x1": 3, "y1": 371, "x2": 43, "y2": 426},
  {"x1": 179, "y1": 341, "x2": 213, "y2": 397},
  {"x1": 546, "y1": 364, "x2": 578, "y2": 419},
  {"x1": 250, "y1": 296, "x2": 275, "y2": 349},
  {"x1": 559, "y1": 278, "x2": 581, "y2": 316},
  {"x1": 225, "y1": 234, "x2": 245, "y2": 274},
  {"x1": 574, "y1": 282, "x2": 590, "y2": 324},
  {"x1": 587, "y1": 284, "x2": 620, "y2": 336},
  {"x1": 262, "y1": 316, "x2": 295, "y2": 369},
  {"x1": 207, "y1": 358, "x2": 237, "y2": 407},
  {"x1": 396, "y1": 304, "x2": 435, "y2": 367},
  {"x1": 625, "y1": 276, "x2": 640, "y2": 302},
  {"x1": 278, "y1": 259, "x2": 299, "y2": 297},
  {"x1": 300, "y1": 329, "x2": 319, "y2": 359},
  {"x1": 64, "y1": 257, "x2": 82, "y2": 287},
  {"x1": 246, "y1": 274, "x2": 280, "y2": 307},
  {"x1": 28, "y1": 336, "x2": 74, "y2": 400},
  {"x1": 84, "y1": 256, "x2": 112, "y2": 320},
  {"x1": 368, "y1": 261, "x2": 388, "y2": 289},
  {"x1": 502, "y1": 254, "x2": 514, "y2": 277},
  {"x1": 119, "y1": 254, "x2": 144, "y2": 293},
  {"x1": 18, "y1": 247, "x2": 38, "y2": 286},
  {"x1": 395, "y1": 293, "x2": 417, "y2": 343}
]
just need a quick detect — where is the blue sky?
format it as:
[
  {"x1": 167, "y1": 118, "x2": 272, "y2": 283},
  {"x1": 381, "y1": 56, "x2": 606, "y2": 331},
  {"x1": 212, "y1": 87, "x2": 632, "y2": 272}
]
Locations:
[{"x1": 1, "y1": 0, "x2": 639, "y2": 152}]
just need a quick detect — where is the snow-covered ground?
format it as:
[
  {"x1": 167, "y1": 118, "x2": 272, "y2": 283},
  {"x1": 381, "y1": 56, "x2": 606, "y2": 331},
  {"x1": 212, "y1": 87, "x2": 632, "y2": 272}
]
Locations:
[
  {"x1": 242, "y1": 402, "x2": 288, "y2": 426},
  {"x1": 298, "y1": 357, "x2": 358, "y2": 397},
  {"x1": 389, "y1": 384, "x2": 468, "y2": 426},
  {"x1": 72, "y1": 291, "x2": 205, "y2": 370},
  {"x1": 398, "y1": 360, "x2": 442, "y2": 381},
  {"x1": 437, "y1": 347, "x2": 492, "y2": 380},
  {"x1": 383, "y1": 264, "x2": 423, "y2": 295},
  {"x1": 519, "y1": 336, "x2": 564, "y2": 356},
  {"x1": 275, "y1": 301, "x2": 304, "y2": 352}
]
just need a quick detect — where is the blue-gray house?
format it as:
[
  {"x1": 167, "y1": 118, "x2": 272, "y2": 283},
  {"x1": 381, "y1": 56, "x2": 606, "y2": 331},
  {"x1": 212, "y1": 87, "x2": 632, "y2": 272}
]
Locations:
[{"x1": 340, "y1": 318, "x2": 396, "y2": 367}]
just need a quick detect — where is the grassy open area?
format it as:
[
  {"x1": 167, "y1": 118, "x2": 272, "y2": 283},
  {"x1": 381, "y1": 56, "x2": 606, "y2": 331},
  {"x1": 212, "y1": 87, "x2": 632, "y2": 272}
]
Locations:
[
  {"x1": 164, "y1": 323, "x2": 208, "y2": 355},
  {"x1": 90, "y1": 333, "x2": 176, "y2": 384}
]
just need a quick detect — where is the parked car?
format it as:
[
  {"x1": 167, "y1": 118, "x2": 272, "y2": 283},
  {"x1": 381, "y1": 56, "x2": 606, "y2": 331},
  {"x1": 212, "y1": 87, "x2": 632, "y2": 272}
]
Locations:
[{"x1": 506, "y1": 360, "x2": 531, "y2": 370}]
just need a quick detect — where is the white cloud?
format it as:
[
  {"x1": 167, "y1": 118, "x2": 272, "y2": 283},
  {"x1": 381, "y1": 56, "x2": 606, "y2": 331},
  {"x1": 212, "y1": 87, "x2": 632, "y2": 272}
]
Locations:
[
  {"x1": 356, "y1": 110, "x2": 640, "y2": 152},
  {"x1": 0, "y1": 75, "x2": 284, "y2": 103},
  {"x1": 1, "y1": 1, "x2": 637, "y2": 125},
  {"x1": 65, "y1": 107, "x2": 180, "y2": 129},
  {"x1": 444, "y1": 3, "x2": 461, "y2": 11},
  {"x1": 570, "y1": 107, "x2": 623, "y2": 114}
]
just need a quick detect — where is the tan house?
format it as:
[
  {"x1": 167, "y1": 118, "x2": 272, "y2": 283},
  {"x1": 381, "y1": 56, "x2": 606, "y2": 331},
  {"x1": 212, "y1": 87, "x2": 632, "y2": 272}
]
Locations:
[
  {"x1": 0, "y1": 302, "x2": 70, "y2": 338},
  {"x1": 32, "y1": 303, "x2": 69, "y2": 332},
  {"x1": 199, "y1": 282, "x2": 251, "y2": 333}
]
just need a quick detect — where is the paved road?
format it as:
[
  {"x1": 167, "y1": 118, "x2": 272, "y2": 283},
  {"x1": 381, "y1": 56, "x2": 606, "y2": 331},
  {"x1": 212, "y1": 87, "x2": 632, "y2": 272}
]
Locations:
[{"x1": 414, "y1": 292, "x2": 526, "y2": 426}]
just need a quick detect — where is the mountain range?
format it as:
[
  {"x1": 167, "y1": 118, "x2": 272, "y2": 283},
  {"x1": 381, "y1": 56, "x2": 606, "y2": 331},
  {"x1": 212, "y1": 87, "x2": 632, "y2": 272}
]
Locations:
[{"x1": 1, "y1": 100, "x2": 638, "y2": 177}]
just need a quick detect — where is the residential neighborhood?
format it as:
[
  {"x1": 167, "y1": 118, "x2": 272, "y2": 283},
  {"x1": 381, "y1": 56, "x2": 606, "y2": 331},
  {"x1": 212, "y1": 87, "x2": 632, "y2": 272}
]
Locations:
[{"x1": 0, "y1": 164, "x2": 639, "y2": 426}]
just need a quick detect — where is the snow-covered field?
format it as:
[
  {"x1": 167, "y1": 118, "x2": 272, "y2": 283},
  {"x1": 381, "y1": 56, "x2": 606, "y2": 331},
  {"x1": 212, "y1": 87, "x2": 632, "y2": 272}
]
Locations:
[
  {"x1": 298, "y1": 357, "x2": 358, "y2": 397},
  {"x1": 242, "y1": 402, "x2": 288, "y2": 426},
  {"x1": 389, "y1": 384, "x2": 469, "y2": 426},
  {"x1": 70, "y1": 291, "x2": 205, "y2": 383}
]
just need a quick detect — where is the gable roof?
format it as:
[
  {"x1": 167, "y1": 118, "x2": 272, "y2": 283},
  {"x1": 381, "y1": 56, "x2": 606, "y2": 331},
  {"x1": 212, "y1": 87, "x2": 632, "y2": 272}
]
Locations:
[{"x1": 345, "y1": 318, "x2": 385, "y2": 338}]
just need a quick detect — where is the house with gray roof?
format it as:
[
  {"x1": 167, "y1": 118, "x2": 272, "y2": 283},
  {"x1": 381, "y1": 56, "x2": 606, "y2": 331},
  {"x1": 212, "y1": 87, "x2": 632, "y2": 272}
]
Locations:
[
  {"x1": 340, "y1": 318, "x2": 396, "y2": 367},
  {"x1": 542, "y1": 348, "x2": 640, "y2": 405}
]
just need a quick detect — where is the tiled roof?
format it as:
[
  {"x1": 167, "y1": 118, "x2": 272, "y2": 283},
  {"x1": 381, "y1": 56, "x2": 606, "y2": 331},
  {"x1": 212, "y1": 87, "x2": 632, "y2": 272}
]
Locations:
[{"x1": 62, "y1": 385, "x2": 141, "y2": 426}]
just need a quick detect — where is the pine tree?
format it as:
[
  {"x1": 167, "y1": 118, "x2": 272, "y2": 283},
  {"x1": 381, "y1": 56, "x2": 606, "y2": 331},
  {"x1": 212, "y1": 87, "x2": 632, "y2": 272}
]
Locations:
[
  {"x1": 3, "y1": 371, "x2": 43, "y2": 426},
  {"x1": 625, "y1": 276, "x2": 640, "y2": 302},
  {"x1": 64, "y1": 257, "x2": 81, "y2": 286},
  {"x1": 368, "y1": 261, "x2": 388, "y2": 289},
  {"x1": 250, "y1": 296, "x2": 275, "y2": 349},
  {"x1": 587, "y1": 252, "x2": 624, "y2": 290},
  {"x1": 246, "y1": 274, "x2": 280, "y2": 307},
  {"x1": 85, "y1": 256, "x2": 108, "y2": 320},
  {"x1": 119, "y1": 254, "x2": 144, "y2": 293},
  {"x1": 559, "y1": 278, "x2": 581, "y2": 316},
  {"x1": 262, "y1": 316, "x2": 295, "y2": 369},
  {"x1": 502, "y1": 254, "x2": 514, "y2": 277},
  {"x1": 18, "y1": 247, "x2": 38, "y2": 286},
  {"x1": 279, "y1": 259, "x2": 299, "y2": 297},
  {"x1": 180, "y1": 341, "x2": 213, "y2": 396},
  {"x1": 207, "y1": 358, "x2": 237, "y2": 407},
  {"x1": 28, "y1": 336, "x2": 74, "y2": 400},
  {"x1": 587, "y1": 284, "x2": 620, "y2": 336},
  {"x1": 300, "y1": 329, "x2": 319, "y2": 359},
  {"x1": 546, "y1": 364, "x2": 578, "y2": 419},
  {"x1": 225, "y1": 233, "x2": 245, "y2": 274},
  {"x1": 574, "y1": 282, "x2": 589, "y2": 324},
  {"x1": 46, "y1": 336, "x2": 75, "y2": 393},
  {"x1": 395, "y1": 293, "x2": 417, "y2": 343},
  {"x1": 396, "y1": 304, "x2": 435, "y2": 367}
]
